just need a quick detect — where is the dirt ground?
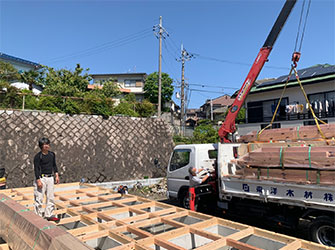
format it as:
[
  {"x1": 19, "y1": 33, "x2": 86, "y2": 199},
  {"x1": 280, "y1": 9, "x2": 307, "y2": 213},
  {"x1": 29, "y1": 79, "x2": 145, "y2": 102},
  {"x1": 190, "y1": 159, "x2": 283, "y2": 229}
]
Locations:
[
  {"x1": 127, "y1": 178, "x2": 168, "y2": 201},
  {"x1": 128, "y1": 188, "x2": 167, "y2": 201}
]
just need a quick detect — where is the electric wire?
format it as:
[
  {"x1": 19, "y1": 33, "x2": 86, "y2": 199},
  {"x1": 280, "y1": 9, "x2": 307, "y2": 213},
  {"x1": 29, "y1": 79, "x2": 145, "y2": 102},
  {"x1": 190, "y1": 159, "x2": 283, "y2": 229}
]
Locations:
[
  {"x1": 43, "y1": 28, "x2": 152, "y2": 64},
  {"x1": 47, "y1": 32, "x2": 152, "y2": 64},
  {"x1": 190, "y1": 52, "x2": 290, "y2": 70}
]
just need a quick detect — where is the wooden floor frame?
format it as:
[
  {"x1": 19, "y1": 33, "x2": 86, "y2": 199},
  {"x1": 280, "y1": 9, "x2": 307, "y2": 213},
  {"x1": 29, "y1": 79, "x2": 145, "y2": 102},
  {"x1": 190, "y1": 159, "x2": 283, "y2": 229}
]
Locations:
[{"x1": 0, "y1": 182, "x2": 333, "y2": 250}]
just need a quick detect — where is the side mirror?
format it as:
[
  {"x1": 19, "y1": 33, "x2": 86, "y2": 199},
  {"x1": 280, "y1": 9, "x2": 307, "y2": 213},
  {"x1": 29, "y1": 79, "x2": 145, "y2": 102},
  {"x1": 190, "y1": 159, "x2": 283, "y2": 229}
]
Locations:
[
  {"x1": 154, "y1": 158, "x2": 159, "y2": 165},
  {"x1": 184, "y1": 176, "x2": 189, "y2": 180}
]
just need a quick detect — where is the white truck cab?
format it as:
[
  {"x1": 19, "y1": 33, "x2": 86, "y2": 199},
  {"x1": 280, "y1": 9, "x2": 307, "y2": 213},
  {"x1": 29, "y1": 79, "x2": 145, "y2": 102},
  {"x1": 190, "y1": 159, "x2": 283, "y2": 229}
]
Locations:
[{"x1": 166, "y1": 144, "x2": 217, "y2": 200}]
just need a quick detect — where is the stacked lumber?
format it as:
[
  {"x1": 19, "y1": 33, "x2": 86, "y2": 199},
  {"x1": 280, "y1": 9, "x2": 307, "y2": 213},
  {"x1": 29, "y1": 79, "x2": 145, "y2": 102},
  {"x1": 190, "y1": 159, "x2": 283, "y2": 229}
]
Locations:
[
  {"x1": 233, "y1": 146, "x2": 335, "y2": 184},
  {"x1": 238, "y1": 124, "x2": 335, "y2": 142},
  {"x1": 236, "y1": 146, "x2": 335, "y2": 169},
  {"x1": 237, "y1": 140, "x2": 331, "y2": 157}
]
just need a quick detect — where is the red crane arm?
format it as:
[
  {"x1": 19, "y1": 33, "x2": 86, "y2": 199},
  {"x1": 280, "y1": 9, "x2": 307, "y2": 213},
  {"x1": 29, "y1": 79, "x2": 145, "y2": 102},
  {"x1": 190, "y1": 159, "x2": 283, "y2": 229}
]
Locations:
[
  {"x1": 218, "y1": 0, "x2": 297, "y2": 143},
  {"x1": 218, "y1": 47, "x2": 272, "y2": 142}
]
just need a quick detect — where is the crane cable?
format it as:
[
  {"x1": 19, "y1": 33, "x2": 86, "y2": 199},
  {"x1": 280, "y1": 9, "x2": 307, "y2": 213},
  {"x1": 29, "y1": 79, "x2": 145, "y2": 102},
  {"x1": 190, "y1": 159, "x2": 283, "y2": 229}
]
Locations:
[{"x1": 257, "y1": 0, "x2": 326, "y2": 140}]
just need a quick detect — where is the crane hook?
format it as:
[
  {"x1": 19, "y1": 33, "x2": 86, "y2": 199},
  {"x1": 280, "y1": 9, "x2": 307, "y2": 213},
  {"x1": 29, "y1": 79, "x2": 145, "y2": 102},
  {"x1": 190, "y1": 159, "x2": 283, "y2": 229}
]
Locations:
[{"x1": 292, "y1": 51, "x2": 301, "y2": 68}]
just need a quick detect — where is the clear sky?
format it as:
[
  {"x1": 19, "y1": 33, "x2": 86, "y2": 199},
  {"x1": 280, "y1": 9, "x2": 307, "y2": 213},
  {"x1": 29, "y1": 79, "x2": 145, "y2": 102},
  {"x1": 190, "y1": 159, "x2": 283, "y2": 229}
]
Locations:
[{"x1": 1, "y1": 0, "x2": 334, "y2": 109}]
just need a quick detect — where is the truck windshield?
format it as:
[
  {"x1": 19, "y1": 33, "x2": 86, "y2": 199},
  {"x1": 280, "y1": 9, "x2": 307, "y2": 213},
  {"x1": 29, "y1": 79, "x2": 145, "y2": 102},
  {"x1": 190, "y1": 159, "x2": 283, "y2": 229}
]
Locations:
[{"x1": 169, "y1": 149, "x2": 191, "y2": 171}]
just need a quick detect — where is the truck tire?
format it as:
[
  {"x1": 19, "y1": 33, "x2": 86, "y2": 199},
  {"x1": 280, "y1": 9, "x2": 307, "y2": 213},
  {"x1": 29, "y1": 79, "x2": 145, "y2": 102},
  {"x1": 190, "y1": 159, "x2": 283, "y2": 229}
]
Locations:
[
  {"x1": 178, "y1": 189, "x2": 198, "y2": 210},
  {"x1": 178, "y1": 189, "x2": 190, "y2": 209},
  {"x1": 309, "y1": 216, "x2": 335, "y2": 247}
]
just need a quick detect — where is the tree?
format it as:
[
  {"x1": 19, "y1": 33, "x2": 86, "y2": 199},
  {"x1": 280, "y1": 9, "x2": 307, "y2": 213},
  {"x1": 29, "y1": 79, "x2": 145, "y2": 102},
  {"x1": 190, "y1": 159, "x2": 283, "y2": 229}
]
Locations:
[
  {"x1": 19, "y1": 69, "x2": 45, "y2": 91},
  {"x1": 136, "y1": 100, "x2": 155, "y2": 117},
  {"x1": 101, "y1": 80, "x2": 121, "y2": 98},
  {"x1": 0, "y1": 61, "x2": 19, "y2": 82},
  {"x1": 144, "y1": 72, "x2": 173, "y2": 106},
  {"x1": 43, "y1": 64, "x2": 91, "y2": 97},
  {"x1": 192, "y1": 120, "x2": 219, "y2": 143}
]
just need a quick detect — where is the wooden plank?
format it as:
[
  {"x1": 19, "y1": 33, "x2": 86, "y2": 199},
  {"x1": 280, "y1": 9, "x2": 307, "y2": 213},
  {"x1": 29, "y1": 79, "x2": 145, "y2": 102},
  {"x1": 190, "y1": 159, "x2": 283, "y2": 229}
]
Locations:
[
  {"x1": 228, "y1": 227, "x2": 254, "y2": 241},
  {"x1": 0, "y1": 244, "x2": 9, "y2": 250},
  {"x1": 195, "y1": 238, "x2": 227, "y2": 250},
  {"x1": 226, "y1": 238, "x2": 264, "y2": 250},
  {"x1": 190, "y1": 227, "x2": 222, "y2": 241},
  {"x1": 238, "y1": 124, "x2": 335, "y2": 143},
  {"x1": 279, "y1": 240, "x2": 301, "y2": 250},
  {"x1": 154, "y1": 238, "x2": 187, "y2": 250}
]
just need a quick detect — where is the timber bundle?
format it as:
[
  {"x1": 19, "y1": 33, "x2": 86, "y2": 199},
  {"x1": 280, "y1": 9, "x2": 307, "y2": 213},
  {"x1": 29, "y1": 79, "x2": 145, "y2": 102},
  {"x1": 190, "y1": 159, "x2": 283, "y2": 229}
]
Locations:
[
  {"x1": 234, "y1": 124, "x2": 335, "y2": 185},
  {"x1": 238, "y1": 123, "x2": 335, "y2": 142},
  {"x1": 234, "y1": 146, "x2": 335, "y2": 184}
]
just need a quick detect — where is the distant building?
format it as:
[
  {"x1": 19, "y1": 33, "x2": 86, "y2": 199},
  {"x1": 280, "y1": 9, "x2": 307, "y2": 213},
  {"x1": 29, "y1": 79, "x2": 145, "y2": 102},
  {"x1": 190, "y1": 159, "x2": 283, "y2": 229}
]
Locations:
[
  {"x1": 0, "y1": 52, "x2": 41, "y2": 72},
  {"x1": 199, "y1": 94, "x2": 235, "y2": 121},
  {"x1": 185, "y1": 108, "x2": 200, "y2": 127},
  {"x1": 0, "y1": 52, "x2": 42, "y2": 94},
  {"x1": 90, "y1": 73, "x2": 147, "y2": 102}
]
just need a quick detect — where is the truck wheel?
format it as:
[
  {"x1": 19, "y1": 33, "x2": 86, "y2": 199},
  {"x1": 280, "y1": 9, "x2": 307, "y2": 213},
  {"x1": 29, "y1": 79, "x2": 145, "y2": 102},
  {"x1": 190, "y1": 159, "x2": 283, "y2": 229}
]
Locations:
[
  {"x1": 178, "y1": 189, "x2": 198, "y2": 210},
  {"x1": 178, "y1": 189, "x2": 190, "y2": 209},
  {"x1": 309, "y1": 216, "x2": 335, "y2": 247}
]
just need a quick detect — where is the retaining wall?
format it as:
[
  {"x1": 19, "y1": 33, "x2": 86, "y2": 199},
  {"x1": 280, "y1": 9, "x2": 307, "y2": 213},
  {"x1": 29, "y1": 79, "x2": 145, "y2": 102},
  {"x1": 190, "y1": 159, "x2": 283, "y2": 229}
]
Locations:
[{"x1": 0, "y1": 110, "x2": 174, "y2": 187}]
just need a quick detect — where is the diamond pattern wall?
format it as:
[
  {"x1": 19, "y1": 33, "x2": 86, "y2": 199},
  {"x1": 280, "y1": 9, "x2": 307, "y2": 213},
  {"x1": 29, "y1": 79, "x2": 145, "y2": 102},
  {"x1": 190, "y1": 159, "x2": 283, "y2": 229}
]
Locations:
[{"x1": 0, "y1": 110, "x2": 174, "y2": 188}]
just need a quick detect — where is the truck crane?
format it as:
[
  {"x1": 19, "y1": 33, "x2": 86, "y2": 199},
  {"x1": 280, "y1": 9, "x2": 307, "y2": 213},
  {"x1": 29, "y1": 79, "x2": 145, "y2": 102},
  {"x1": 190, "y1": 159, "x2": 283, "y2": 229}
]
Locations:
[
  {"x1": 218, "y1": 0, "x2": 297, "y2": 143},
  {"x1": 166, "y1": 0, "x2": 335, "y2": 246}
]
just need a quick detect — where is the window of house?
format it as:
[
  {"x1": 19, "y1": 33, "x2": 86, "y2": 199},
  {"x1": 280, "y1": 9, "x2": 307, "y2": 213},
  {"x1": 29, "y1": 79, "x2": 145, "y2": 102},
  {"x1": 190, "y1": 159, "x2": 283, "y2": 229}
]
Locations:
[
  {"x1": 124, "y1": 79, "x2": 142, "y2": 87},
  {"x1": 247, "y1": 101, "x2": 263, "y2": 123},
  {"x1": 169, "y1": 149, "x2": 191, "y2": 171},
  {"x1": 308, "y1": 91, "x2": 335, "y2": 117},
  {"x1": 247, "y1": 98, "x2": 288, "y2": 123}
]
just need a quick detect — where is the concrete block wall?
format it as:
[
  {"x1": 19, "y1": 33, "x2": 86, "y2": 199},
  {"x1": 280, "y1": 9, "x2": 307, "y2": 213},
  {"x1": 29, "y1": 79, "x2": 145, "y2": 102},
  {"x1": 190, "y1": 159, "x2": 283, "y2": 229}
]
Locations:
[{"x1": 0, "y1": 110, "x2": 174, "y2": 188}]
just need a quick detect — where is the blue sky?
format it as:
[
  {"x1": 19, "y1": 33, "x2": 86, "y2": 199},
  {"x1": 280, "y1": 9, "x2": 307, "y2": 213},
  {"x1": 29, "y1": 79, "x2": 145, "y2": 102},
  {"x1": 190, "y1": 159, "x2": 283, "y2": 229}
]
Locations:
[{"x1": 1, "y1": 0, "x2": 334, "y2": 108}]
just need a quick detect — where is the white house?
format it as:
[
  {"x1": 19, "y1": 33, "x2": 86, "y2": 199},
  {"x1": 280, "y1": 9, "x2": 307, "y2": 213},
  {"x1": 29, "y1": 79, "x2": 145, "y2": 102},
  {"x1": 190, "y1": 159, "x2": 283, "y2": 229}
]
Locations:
[
  {"x1": 237, "y1": 64, "x2": 335, "y2": 135},
  {"x1": 0, "y1": 52, "x2": 42, "y2": 94},
  {"x1": 90, "y1": 73, "x2": 147, "y2": 102},
  {"x1": 0, "y1": 52, "x2": 41, "y2": 72}
]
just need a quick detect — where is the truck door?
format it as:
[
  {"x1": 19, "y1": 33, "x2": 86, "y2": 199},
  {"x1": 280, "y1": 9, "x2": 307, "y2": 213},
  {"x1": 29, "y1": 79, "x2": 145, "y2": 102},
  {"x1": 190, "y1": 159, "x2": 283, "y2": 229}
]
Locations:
[{"x1": 167, "y1": 148, "x2": 193, "y2": 198}]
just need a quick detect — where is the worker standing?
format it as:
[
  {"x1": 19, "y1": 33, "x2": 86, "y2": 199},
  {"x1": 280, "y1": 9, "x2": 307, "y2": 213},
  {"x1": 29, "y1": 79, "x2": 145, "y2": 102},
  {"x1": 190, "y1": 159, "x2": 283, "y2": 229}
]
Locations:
[
  {"x1": 188, "y1": 167, "x2": 210, "y2": 211},
  {"x1": 33, "y1": 137, "x2": 60, "y2": 222}
]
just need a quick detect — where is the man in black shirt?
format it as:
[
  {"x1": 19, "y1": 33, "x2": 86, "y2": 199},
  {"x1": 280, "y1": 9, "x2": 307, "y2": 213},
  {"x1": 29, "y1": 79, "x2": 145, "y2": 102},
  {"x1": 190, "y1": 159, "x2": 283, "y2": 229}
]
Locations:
[{"x1": 33, "y1": 137, "x2": 59, "y2": 222}]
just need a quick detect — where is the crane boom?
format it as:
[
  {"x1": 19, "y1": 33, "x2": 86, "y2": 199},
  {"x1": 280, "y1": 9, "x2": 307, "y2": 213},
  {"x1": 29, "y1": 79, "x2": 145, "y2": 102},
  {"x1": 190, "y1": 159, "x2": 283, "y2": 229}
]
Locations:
[{"x1": 218, "y1": 0, "x2": 297, "y2": 143}]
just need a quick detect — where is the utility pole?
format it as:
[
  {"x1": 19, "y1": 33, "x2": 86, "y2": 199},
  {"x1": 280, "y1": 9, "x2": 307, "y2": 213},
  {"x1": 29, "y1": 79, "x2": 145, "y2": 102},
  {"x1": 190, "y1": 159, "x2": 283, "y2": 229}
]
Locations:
[
  {"x1": 153, "y1": 16, "x2": 168, "y2": 117},
  {"x1": 210, "y1": 99, "x2": 213, "y2": 121},
  {"x1": 178, "y1": 45, "x2": 193, "y2": 135}
]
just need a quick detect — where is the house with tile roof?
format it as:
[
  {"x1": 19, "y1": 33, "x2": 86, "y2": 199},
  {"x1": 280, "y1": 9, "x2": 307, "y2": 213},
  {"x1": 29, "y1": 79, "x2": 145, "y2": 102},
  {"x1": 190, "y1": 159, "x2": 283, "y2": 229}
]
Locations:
[
  {"x1": 237, "y1": 64, "x2": 335, "y2": 135},
  {"x1": 199, "y1": 94, "x2": 235, "y2": 121}
]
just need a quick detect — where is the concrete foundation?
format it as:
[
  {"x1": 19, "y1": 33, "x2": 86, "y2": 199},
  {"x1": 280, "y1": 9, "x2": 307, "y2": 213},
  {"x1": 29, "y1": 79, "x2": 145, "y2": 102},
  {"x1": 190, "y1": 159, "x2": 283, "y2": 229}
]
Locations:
[
  {"x1": 168, "y1": 233, "x2": 213, "y2": 249},
  {"x1": 204, "y1": 224, "x2": 239, "y2": 237},
  {"x1": 239, "y1": 235, "x2": 286, "y2": 249},
  {"x1": 172, "y1": 215, "x2": 203, "y2": 225}
]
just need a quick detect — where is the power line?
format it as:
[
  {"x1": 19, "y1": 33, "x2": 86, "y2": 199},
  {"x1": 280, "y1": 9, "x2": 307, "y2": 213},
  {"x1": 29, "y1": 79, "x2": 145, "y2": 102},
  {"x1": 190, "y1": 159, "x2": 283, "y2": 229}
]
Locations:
[
  {"x1": 187, "y1": 83, "x2": 239, "y2": 90},
  {"x1": 161, "y1": 55, "x2": 180, "y2": 84},
  {"x1": 48, "y1": 32, "x2": 152, "y2": 64},
  {"x1": 190, "y1": 52, "x2": 290, "y2": 70},
  {"x1": 189, "y1": 88, "x2": 226, "y2": 94},
  {"x1": 43, "y1": 28, "x2": 152, "y2": 64}
]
